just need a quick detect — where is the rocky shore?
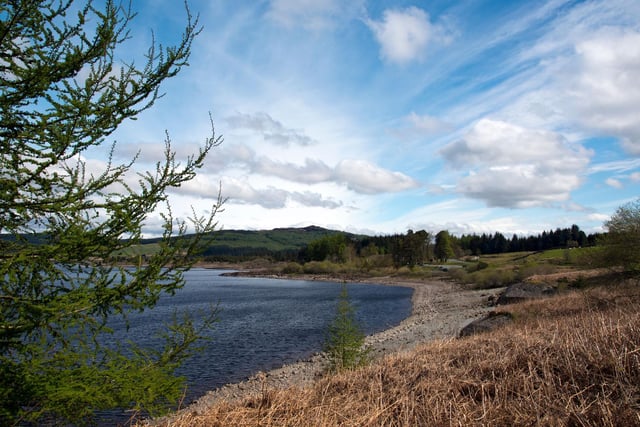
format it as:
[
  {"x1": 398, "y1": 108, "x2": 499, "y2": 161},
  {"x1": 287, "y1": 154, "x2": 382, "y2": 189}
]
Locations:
[{"x1": 153, "y1": 276, "x2": 502, "y2": 423}]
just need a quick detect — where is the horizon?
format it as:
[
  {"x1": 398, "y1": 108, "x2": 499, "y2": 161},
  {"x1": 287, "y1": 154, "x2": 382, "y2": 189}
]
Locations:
[
  {"x1": 81, "y1": 0, "x2": 639, "y2": 238},
  {"x1": 143, "y1": 222, "x2": 600, "y2": 240}
]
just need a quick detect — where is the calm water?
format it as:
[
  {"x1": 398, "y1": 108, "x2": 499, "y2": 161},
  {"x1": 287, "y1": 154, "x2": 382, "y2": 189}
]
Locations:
[{"x1": 100, "y1": 269, "x2": 412, "y2": 423}]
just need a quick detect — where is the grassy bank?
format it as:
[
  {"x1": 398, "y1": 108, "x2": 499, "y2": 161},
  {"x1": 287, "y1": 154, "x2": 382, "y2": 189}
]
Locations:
[
  {"x1": 208, "y1": 246, "x2": 601, "y2": 290},
  {"x1": 150, "y1": 280, "x2": 640, "y2": 426}
]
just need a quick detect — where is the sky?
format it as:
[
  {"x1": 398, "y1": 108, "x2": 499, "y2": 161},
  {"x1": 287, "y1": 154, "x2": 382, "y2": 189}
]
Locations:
[{"x1": 97, "y1": 0, "x2": 640, "y2": 237}]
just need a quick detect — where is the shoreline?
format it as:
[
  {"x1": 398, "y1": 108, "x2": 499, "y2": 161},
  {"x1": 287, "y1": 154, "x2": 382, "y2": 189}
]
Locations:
[{"x1": 154, "y1": 274, "x2": 503, "y2": 422}]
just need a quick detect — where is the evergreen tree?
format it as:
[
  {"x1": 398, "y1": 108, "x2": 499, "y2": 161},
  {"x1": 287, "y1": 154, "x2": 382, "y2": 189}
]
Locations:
[
  {"x1": 323, "y1": 284, "x2": 371, "y2": 372},
  {"x1": 0, "y1": 1, "x2": 221, "y2": 424}
]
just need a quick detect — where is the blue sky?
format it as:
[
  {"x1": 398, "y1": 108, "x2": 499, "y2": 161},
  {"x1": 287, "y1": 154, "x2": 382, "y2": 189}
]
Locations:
[{"x1": 98, "y1": 0, "x2": 640, "y2": 236}]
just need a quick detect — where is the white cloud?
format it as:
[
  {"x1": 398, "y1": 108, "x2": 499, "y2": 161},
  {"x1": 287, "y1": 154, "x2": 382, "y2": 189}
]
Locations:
[
  {"x1": 630, "y1": 172, "x2": 640, "y2": 182},
  {"x1": 178, "y1": 175, "x2": 343, "y2": 210},
  {"x1": 366, "y1": 7, "x2": 449, "y2": 64},
  {"x1": 569, "y1": 28, "x2": 640, "y2": 154},
  {"x1": 201, "y1": 142, "x2": 420, "y2": 196},
  {"x1": 440, "y1": 119, "x2": 592, "y2": 208},
  {"x1": 290, "y1": 191, "x2": 342, "y2": 209},
  {"x1": 588, "y1": 212, "x2": 611, "y2": 223},
  {"x1": 250, "y1": 156, "x2": 419, "y2": 195},
  {"x1": 335, "y1": 159, "x2": 419, "y2": 194},
  {"x1": 171, "y1": 175, "x2": 224, "y2": 201},
  {"x1": 219, "y1": 177, "x2": 289, "y2": 209},
  {"x1": 225, "y1": 112, "x2": 317, "y2": 147},
  {"x1": 253, "y1": 157, "x2": 333, "y2": 183},
  {"x1": 405, "y1": 112, "x2": 452, "y2": 136}
]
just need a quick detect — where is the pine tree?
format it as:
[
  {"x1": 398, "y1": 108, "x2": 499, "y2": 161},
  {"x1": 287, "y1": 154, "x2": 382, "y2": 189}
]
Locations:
[{"x1": 323, "y1": 284, "x2": 371, "y2": 373}]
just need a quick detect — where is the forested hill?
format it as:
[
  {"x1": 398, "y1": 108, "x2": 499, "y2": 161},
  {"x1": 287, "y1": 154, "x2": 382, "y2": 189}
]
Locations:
[{"x1": 140, "y1": 225, "x2": 356, "y2": 261}]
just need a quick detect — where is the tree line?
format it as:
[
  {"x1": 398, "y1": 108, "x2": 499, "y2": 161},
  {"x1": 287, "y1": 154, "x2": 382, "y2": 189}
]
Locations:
[
  {"x1": 454, "y1": 224, "x2": 597, "y2": 255},
  {"x1": 297, "y1": 224, "x2": 601, "y2": 267}
]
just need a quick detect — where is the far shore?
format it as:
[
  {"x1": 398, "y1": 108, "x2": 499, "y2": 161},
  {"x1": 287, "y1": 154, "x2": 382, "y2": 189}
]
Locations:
[{"x1": 152, "y1": 269, "x2": 503, "y2": 423}]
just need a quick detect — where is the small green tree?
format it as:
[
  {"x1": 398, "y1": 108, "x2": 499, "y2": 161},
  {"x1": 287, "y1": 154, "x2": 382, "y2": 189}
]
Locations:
[
  {"x1": 599, "y1": 198, "x2": 640, "y2": 275},
  {"x1": 0, "y1": 1, "x2": 222, "y2": 424},
  {"x1": 435, "y1": 230, "x2": 454, "y2": 262},
  {"x1": 323, "y1": 284, "x2": 371, "y2": 373}
]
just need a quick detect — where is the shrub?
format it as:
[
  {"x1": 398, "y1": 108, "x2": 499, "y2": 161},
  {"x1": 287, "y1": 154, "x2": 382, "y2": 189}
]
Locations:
[{"x1": 281, "y1": 262, "x2": 303, "y2": 274}]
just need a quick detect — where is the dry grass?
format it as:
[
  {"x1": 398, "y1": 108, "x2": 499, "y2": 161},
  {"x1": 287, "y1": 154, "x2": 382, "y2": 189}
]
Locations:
[{"x1": 157, "y1": 284, "x2": 640, "y2": 426}]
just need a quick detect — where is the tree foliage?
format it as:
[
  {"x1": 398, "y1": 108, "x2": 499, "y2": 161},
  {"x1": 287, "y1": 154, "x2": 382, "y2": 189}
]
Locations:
[
  {"x1": 600, "y1": 198, "x2": 640, "y2": 274},
  {"x1": 454, "y1": 225, "x2": 594, "y2": 255},
  {"x1": 323, "y1": 284, "x2": 371, "y2": 373},
  {"x1": 305, "y1": 233, "x2": 348, "y2": 262},
  {"x1": 391, "y1": 229, "x2": 430, "y2": 268},
  {"x1": 0, "y1": 1, "x2": 222, "y2": 424},
  {"x1": 434, "y1": 230, "x2": 454, "y2": 262}
]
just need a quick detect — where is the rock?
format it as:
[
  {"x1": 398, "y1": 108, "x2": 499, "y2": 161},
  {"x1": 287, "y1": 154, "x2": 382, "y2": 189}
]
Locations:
[
  {"x1": 496, "y1": 282, "x2": 556, "y2": 305},
  {"x1": 459, "y1": 311, "x2": 513, "y2": 337}
]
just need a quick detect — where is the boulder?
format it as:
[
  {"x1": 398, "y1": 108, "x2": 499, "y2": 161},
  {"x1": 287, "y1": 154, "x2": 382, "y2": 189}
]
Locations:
[
  {"x1": 496, "y1": 282, "x2": 556, "y2": 305},
  {"x1": 459, "y1": 312, "x2": 513, "y2": 337}
]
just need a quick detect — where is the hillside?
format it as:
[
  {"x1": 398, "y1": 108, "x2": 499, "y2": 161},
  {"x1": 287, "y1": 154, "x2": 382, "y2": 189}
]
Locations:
[
  {"x1": 200, "y1": 226, "x2": 346, "y2": 255},
  {"x1": 118, "y1": 225, "x2": 354, "y2": 260}
]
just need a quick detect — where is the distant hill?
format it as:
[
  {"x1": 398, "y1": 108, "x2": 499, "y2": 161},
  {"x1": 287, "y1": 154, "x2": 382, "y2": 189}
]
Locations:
[
  {"x1": 1, "y1": 226, "x2": 357, "y2": 261},
  {"x1": 138, "y1": 225, "x2": 356, "y2": 261}
]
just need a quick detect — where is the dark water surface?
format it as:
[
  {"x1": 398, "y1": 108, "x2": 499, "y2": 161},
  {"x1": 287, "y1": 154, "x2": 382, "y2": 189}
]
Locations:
[{"x1": 101, "y1": 269, "x2": 412, "y2": 423}]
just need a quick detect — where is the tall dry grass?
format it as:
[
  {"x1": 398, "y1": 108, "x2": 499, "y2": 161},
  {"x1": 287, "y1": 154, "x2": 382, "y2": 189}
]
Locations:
[{"x1": 158, "y1": 285, "x2": 640, "y2": 426}]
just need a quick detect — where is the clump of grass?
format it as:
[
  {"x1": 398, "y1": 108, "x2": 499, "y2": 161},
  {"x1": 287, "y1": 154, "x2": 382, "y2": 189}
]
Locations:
[{"x1": 157, "y1": 284, "x2": 640, "y2": 426}]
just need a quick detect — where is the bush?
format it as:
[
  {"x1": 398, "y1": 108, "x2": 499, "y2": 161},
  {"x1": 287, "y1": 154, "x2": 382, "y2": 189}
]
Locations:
[{"x1": 281, "y1": 262, "x2": 303, "y2": 274}]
